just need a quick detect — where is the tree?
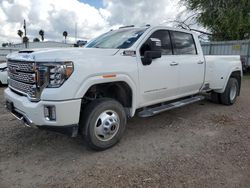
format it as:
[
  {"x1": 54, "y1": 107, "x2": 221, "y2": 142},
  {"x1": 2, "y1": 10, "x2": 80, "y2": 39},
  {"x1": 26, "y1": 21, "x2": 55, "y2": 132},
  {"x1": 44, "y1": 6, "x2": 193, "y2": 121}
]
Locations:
[
  {"x1": 167, "y1": 13, "x2": 212, "y2": 41},
  {"x1": 17, "y1": 30, "x2": 23, "y2": 42},
  {"x1": 63, "y1": 31, "x2": 68, "y2": 43},
  {"x1": 181, "y1": 0, "x2": 250, "y2": 41},
  {"x1": 33, "y1": 38, "x2": 40, "y2": 42},
  {"x1": 39, "y1": 30, "x2": 45, "y2": 41},
  {"x1": 23, "y1": 36, "x2": 29, "y2": 44},
  {"x1": 22, "y1": 36, "x2": 29, "y2": 48},
  {"x1": 2, "y1": 43, "x2": 8, "y2": 47}
]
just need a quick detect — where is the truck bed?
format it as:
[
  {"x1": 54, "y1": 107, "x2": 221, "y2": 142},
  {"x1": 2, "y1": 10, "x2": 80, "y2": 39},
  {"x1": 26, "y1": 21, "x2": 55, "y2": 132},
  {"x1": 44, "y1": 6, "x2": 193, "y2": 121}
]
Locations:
[{"x1": 204, "y1": 55, "x2": 241, "y2": 91}]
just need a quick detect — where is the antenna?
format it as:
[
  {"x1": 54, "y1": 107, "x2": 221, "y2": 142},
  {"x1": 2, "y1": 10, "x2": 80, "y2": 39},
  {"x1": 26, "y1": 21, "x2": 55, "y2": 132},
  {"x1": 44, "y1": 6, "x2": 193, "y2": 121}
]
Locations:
[{"x1": 75, "y1": 22, "x2": 77, "y2": 43}]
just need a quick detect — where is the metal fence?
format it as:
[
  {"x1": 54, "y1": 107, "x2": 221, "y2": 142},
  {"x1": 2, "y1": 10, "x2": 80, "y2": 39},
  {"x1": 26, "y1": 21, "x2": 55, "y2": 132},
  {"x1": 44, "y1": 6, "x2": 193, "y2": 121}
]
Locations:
[{"x1": 201, "y1": 40, "x2": 250, "y2": 70}]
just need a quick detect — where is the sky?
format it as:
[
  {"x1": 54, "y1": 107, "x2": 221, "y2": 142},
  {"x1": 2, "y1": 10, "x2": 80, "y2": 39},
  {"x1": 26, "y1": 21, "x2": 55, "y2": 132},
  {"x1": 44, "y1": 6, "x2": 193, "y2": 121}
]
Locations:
[
  {"x1": 0, "y1": 0, "x2": 187, "y2": 44},
  {"x1": 79, "y1": 0, "x2": 103, "y2": 8}
]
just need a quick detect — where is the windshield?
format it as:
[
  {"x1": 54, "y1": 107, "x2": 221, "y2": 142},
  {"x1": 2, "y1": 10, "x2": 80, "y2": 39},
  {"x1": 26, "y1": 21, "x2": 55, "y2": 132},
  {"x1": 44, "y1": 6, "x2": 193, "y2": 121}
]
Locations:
[{"x1": 85, "y1": 28, "x2": 147, "y2": 49}]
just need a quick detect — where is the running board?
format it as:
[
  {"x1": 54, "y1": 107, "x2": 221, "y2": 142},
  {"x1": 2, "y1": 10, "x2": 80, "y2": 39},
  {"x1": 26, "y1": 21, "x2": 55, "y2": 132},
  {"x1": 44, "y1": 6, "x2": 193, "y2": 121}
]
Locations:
[{"x1": 138, "y1": 96, "x2": 205, "y2": 117}]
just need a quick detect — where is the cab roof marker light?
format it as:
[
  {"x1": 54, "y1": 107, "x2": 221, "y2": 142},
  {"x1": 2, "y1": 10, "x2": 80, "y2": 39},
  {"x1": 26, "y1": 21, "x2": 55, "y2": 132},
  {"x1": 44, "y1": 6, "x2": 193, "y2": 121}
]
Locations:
[{"x1": 119, "y1": 25, "x2": 135, "y2": 29}]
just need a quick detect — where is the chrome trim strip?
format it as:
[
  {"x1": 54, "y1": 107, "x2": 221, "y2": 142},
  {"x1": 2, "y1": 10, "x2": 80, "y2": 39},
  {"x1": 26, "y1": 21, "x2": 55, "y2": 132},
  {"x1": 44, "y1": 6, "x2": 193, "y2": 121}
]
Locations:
[
  {"x1": 6, "y1": 105, "x2": 35, "y2": 127},
  {"x1": 14, "y1": 108, "x2": 34, "y2": 127}
]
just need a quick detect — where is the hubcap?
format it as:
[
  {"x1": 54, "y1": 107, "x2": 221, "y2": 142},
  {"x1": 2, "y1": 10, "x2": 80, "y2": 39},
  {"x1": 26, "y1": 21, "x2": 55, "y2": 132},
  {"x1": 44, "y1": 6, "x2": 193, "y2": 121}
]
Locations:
[
  {"x1": 230, "y1": 83, "x2": 237, "y2": 101},
  {"x1": 94, "y1": 110, "x2": 120, "y2": 141}
]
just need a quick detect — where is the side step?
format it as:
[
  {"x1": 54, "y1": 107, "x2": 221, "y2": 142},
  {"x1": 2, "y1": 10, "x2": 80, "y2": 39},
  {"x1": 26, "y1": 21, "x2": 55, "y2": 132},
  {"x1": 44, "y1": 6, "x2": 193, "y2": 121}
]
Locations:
[{"x1": 138, "y1": 96, "x2": 205, "y2": 117}]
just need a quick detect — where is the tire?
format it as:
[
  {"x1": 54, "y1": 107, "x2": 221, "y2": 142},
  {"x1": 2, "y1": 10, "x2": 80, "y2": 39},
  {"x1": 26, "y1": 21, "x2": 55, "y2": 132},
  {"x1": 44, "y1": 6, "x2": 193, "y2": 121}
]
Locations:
[
  {"x1": 210, "y1": 91, "x2": 221, "y2": 104},
  {"x1": 80, "y1": 98, "x2": 127, "y2": 151},
  {"x1": 247, "y1": 67, "x2": 250, "y2": 73},
  {"x1": 220, "y1": 78, "x2": 239, "y2": 105}
]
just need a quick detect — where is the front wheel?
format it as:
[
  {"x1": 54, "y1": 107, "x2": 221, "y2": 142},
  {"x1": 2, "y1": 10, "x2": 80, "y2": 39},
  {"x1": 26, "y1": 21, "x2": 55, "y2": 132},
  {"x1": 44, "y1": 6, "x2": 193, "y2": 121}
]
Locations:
[
  {"x1": 80, "y1": 98, "x2": 127, "y2": 151},
  {"x1": 220, "y1": 77, "x2": 239, "y2": 105}
]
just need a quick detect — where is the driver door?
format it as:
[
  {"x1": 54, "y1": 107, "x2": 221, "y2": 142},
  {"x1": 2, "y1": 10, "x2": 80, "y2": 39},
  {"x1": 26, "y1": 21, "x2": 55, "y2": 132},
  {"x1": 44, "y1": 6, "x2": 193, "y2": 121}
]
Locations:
[{"x1": 137, "y1": 30, "x2": 179, "y2": 107}]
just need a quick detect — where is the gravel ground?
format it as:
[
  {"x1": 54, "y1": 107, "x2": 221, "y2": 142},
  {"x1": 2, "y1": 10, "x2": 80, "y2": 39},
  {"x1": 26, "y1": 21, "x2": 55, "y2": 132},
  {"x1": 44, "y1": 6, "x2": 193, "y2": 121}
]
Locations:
[{"x1": 1, "y1": 79, "x2": 250, "y2": 188}]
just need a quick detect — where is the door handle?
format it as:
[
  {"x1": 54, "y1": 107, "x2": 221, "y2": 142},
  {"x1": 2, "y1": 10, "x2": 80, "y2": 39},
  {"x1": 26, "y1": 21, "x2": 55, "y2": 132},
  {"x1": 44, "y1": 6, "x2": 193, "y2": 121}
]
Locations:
[
  {"x1": 197, "y1": 61, "x2": 204, "y2": 64},
  {"x1": 170, "y1": 62, "x2": 179, "y2": 66}
]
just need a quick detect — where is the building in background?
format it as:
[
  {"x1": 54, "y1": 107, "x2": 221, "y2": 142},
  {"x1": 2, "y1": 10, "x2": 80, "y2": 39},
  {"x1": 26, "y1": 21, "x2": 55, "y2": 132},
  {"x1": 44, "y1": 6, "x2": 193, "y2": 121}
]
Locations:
[
  {"x1": 0, "y1": 41, "x2": 74, "y2": 62},
  {"x1": 0, "y1": 48, "x2": 18, "y2": 63},
  {"x1": 10, "y1": 41, "x2": 74, "y2": 49}
]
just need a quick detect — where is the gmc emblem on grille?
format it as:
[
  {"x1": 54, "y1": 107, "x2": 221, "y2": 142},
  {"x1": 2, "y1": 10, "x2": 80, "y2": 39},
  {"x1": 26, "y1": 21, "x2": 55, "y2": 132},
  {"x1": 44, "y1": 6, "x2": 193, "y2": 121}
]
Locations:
[{"x1": 8, "y1": 65, "x2": 19, "y2": 74}]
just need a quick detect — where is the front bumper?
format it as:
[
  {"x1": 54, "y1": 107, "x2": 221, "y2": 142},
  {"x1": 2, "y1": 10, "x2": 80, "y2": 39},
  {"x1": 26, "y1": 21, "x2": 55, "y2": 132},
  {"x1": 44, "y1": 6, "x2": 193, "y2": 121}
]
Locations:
[{"x1": 4, "y1": 88, "x2": 82, "y2": 128}]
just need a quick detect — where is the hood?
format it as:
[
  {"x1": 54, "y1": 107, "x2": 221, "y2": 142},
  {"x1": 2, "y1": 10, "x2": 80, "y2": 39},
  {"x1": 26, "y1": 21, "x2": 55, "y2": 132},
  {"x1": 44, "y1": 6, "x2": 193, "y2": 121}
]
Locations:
[{"x1": 6, "y1": 48, "x2": 120, "y2": 62}]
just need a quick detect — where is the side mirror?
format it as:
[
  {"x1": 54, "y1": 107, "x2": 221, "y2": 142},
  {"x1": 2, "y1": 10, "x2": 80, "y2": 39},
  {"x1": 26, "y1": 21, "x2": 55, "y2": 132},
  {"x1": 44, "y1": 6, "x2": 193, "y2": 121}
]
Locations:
[
  {"x1": 141, "y1": 38, "x2": 162, "y2": 65},
  {"x1": 144, "y1": 51, "x2": 162, "y2": 59},
  {"x1": 142, "y1": 51, "x2": 162, "y2": 65},
  {"x1": 149, "y1": 38, "x2": 162, "y2": 51}
]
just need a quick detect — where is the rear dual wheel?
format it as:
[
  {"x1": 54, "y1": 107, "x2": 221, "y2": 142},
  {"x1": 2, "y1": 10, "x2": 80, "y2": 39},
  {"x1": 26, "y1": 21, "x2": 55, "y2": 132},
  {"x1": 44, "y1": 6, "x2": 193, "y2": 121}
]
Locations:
[
  {"x1": 211, "y1": 77, "x2": 239, "y2": 105},
  {"x1": 220, "y1": 77, "x2": 239, "y2": 105}
]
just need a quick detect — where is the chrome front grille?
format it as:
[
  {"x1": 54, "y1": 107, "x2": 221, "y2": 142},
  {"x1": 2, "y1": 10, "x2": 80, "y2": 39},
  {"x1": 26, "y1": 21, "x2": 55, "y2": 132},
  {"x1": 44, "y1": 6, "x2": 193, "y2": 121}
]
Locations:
[
  {"x1": 8, "y1": 71, "x2": 36, "y2": 84},
  {"x1": 8, "y1": 79, "x2": 36, "y2": 97},
  {"x1": 7, "y1": 60, "x2": 38, "y2": 100},
  {"x1": 8, "y1": 61, "x2": 34, "y2": 72}
]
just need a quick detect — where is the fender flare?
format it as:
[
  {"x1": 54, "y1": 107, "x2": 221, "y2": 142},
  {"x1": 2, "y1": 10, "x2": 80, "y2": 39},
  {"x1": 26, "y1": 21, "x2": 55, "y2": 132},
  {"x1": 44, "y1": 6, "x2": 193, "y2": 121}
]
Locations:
[
  {"x1": 75, "y1": 74, "x2": 138, "y2": 117},
  {"x1": 214, "y1": 66, "x2": 242, "y2": 93}
]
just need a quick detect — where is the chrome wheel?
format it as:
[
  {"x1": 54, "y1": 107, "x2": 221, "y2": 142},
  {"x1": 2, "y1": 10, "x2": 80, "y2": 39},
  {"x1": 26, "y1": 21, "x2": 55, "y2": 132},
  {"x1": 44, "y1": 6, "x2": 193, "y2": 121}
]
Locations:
[
  {"x1": 94, "y1": 110, "x2": 120, "y2": 142},
  {"x1": 230, "y1": 83, "x2": 237, "y2": 101}
]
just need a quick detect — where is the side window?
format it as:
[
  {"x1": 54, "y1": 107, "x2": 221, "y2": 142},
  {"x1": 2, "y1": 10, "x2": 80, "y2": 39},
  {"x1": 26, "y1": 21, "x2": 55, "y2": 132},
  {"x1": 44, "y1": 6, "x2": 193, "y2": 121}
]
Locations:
[
  {"x1": 170, "y1": 31, "x2": 197, "y2": 55},
  {"x1": 140, "y1": 30, "x2": 172, "y2": 56}
]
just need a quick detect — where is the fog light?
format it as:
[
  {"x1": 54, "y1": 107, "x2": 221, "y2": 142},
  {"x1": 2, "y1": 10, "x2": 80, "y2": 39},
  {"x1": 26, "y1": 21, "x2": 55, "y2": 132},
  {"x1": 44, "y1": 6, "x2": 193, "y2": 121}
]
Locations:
[{"x1": 44, "y1": 105, "x2": 56, "y2": 121}]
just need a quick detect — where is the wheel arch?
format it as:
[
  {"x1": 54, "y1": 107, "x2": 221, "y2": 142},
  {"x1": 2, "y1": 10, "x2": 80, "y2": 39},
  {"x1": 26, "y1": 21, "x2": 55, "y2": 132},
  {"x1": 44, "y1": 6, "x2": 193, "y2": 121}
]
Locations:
[
  {"x1": 214, "y1": 69, "x2": 242, "y2": 94},
  {"x1": 75, "y1": 75, "x2": 137, "y2": 117}
]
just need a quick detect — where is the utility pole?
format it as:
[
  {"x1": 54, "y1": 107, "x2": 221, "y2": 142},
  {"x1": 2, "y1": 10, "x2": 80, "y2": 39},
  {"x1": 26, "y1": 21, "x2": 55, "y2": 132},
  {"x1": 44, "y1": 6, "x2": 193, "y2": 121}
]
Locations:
[
  {"x1": 24, "y1": 19, "x2": 27, "y2": 37},
  {"x1": 23, "y1": 19, "x2": 27, "y2": 48}
]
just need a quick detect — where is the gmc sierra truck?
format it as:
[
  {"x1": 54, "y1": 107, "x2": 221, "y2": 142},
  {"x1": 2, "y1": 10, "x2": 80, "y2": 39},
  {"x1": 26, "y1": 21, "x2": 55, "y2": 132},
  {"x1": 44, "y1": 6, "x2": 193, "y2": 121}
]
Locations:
[
  {"x1": 4, "y1": 25, "x2": 242, "y2": 150},
  {"x1": 0, "y1": 63, "x2": 7, "y2": 85}
]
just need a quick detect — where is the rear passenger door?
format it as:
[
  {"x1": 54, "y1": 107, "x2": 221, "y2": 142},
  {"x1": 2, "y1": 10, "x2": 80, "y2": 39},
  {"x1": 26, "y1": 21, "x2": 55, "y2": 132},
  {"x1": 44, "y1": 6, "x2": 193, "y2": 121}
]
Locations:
[{"x1": 170, "y1": 31, "x2": 205, "y2": 96}]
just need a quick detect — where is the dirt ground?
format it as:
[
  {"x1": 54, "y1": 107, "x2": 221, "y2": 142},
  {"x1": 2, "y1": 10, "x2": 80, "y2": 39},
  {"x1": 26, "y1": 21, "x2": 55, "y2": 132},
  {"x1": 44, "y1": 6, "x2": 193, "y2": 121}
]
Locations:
[{"x1": 1, "y1": 78, "x2": 250, "y2": 188}]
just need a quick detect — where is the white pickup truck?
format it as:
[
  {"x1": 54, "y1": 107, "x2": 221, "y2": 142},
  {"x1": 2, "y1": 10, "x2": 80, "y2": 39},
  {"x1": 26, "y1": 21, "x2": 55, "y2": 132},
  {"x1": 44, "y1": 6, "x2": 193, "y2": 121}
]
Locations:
[
  {"x1": 0, "y1": 63, "x2": 7, "y2": 85},
  {"x1": 5, "y1": 25, "x2": 242, "y2": 150}
]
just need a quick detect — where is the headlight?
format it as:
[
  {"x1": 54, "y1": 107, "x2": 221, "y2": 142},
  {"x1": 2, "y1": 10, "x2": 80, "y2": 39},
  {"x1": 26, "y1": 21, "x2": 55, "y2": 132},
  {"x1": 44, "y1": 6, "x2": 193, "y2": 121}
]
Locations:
[
  {"x1": 48, "y1": 61, "x2": 74, "y2": 88},
  {"x1": 37, "y1": 61, "x2": 74, "y2": 88}
]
